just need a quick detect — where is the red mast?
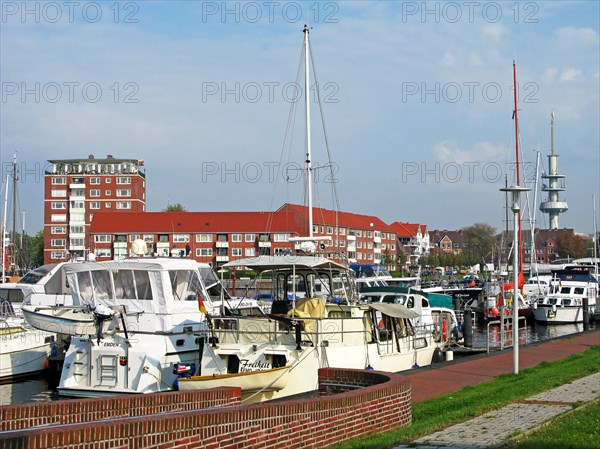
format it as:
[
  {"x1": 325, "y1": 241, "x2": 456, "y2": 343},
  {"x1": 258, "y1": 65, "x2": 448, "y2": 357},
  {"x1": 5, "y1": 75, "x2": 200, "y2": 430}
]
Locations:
[{"x1": 512, "y1": 61, "x2": 524, "y2": 282}]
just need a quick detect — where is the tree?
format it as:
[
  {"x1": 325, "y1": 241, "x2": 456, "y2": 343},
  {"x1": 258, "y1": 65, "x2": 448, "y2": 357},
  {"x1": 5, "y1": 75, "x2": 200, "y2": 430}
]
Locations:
[
  {"x1": 555, "y1": 231, "x2": 586, "y2": 260},
  {"x1": 163, "y1": 203, "x2": 187, "y2": 212},
  {"x1": 26, "y1": 231, "x2": 45, "y2": 267},
  {"x1": 464, "y1": 223, "x2": 497, "y2": 265}
]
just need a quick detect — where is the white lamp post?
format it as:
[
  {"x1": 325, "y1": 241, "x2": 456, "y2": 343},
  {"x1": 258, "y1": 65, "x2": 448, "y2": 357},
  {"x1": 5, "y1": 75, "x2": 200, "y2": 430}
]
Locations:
[{"x1": 500, "y1": 185, "x2": 530, "y2": 374}]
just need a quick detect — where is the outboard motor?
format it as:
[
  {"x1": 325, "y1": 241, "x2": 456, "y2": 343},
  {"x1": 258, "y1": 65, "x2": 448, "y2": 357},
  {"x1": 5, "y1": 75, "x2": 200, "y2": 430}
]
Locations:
[{"x1": 172, "y1": 363, "x2": 196, "y2": 390}]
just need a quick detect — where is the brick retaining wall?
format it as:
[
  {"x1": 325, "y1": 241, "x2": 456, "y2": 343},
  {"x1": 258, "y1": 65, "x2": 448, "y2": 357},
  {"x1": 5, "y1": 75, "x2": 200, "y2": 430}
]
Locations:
[{"x1": 0, "y1": 368, "x2": 411, "y2": 449}]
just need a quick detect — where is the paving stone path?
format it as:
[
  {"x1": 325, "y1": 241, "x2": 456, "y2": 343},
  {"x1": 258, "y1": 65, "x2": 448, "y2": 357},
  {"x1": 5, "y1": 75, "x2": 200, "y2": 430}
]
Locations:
[{"x1": 392, "y1": 372, "x2": 600, "y2": 449}]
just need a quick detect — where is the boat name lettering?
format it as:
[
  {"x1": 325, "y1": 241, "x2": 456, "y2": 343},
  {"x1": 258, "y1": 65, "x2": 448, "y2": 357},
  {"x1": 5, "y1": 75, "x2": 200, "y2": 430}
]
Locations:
[
  {"x1": 102, "y1": 342, "x2": 119, "y2": 347},
  {"x1": 239, "y1": 359, "x2": 271, "y2": 371}
]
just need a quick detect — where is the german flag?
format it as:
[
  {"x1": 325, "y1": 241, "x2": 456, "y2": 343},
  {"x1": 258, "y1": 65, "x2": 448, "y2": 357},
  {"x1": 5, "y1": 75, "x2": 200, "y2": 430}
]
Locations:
[{"x1": 197, "y1": 294, "x2": 208, "y2": 315}]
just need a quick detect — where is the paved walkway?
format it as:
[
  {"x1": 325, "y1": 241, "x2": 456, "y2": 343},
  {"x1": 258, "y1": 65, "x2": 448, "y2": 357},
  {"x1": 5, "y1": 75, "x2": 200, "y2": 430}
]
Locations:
[{"x1": 392, "y1": 329, "x2": 600, "y2": 449}]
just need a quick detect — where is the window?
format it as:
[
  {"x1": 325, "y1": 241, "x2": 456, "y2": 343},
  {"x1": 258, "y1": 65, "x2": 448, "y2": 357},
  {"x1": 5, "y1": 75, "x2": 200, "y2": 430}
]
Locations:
[
  {"x1": 70, "y1": 225, "x2": 84, "y2": 234},
  {"x1": 106, "y1": 202, "x2": 112, "y2": 208},
  {"x1": 117, "y1": 177, "x2": 131, "y2": 184},
  {"x1": 90, "y1": 189, "x2": 100, "y2": 197},
  {"x1": 340, "y1": 240, "x2": 346, "y2": 247},
  {"x1": 51, "y1": 251, "x2": 65, "y2": 259},
  {"x1": 116, "y1": 202, "x2": 131, "y2": 209},
  {"x1": 117, "y1": 189, "x2": 131, "y2": 197},
  {"x1": 196, "y1": 248, "x2": 213, "y2": 257},
  {"x1": 374, "y1": 231, "x2": 381, "y2": 238},
  {"x1": 367, "y1": 253, "x2": 373, "y2": 260},
  {"x1": 70, "y1": 238, "x2": 84, "y2": 246},
  {"x1": 51, "y1": 214, "x2": 66, "y2": 222},
  {"x1": 51, "y1": 226, "x2": 66, "y2": 234},
  {"x1": 51, "y1": 239, "x2": 66, "y2": 247},
  {"x1": 51, "y1": 201, "x2": 67, "y2": 210},
  {"x1": 51, "y1": 177, "x2": 66, "y2": 185},
  {"x1": 70, "y1": 200, "x2": 85, "y2": 209},
  {"x1": 339, "y1": 228, "x2": 346, "y2": 235},
  {"x1": 245, "y1": 248, "x2": 255, "y2": 257},
  {"x1": 90, "y1": 202, "x2": 100, "y2": 209},
  {"x1": 231, "y1": 248, "x2": 242, "y2": 257},
  {"x1": 367, "y1": 231, "x2": 373, "y2": 238},
  {"x1": 367, "y1": 242, "x2": 373, "y2": 249},
  {"x1": 274, "y1": 234, "x2": 290, "y2": 242},
  {"x1": 105, "y1": 190, "x2": 112, "y2": 196},
  {"x1": 51, "y1": 189, "x2": 66, "y2": 198},
  {"x1": 327, "y1": 227, "x2": 333, "y2": 234},
  {"x1": 143, "y1": 234, "x2": 154, "y2": 243},
  {"x1": 357, "y1": 230, "x2": 363, "y2": 237},
  {"x1": 95, "y1": 235, "x2": 111, "y2": 243},
  {"x1": 231, "y1": 234, "x2": 242, "y2": 242},
  {"x1": 95, "y1": 248, "x2": 111, "y2": 258},
  {"x1": 105, "y1": 178, "x2": 111, "y2": 184},
  {"x1": 357, "y1": 241, "x2": 363, "y2": 249},
  {"x1": 196, "y1": 234, "x2": 213, "y2": 242},
  {"x1": 90, "y1": 177, "x2": 100, "y2": 184},
  {"x1": 173, "y1": 234, "x2": 190, "y2": 243},
  {"x1": 245, "y1": 234, "x2": 255, "y2": 242}
]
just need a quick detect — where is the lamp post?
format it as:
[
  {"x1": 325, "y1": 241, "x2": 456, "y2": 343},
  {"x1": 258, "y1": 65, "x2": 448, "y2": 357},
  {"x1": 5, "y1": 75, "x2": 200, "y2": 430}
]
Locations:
[{"x1": 500, "y1": 185, "x2": 530, "y2": 374}]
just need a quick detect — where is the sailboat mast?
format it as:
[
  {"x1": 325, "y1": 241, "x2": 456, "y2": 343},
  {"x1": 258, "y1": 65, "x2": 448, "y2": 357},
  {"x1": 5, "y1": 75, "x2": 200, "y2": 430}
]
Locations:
[
  {"x1": 303, "y1": 24, "x2": 314, "y2": 238},
  {"x1": 2, "y1": 173, "x2": 9, "y2": 282},
  {"x1": 512, "y1": 61, "x2": 523, "y2": 275}
]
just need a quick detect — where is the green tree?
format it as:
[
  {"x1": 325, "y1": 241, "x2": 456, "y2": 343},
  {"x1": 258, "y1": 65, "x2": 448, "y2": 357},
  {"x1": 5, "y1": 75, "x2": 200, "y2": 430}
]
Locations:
[
  {"x1": 555, "y1": 231, "x2": 586, "y2": 259},
  {"x1": 464, "y1": 223, "x2": 497, "y2": 265},
  {"x1": 26, "y1": 231, "x2": 45, "y2": 267},
  {"x1": 163, "y1": 203, "x2": 187, "y2": 212}
]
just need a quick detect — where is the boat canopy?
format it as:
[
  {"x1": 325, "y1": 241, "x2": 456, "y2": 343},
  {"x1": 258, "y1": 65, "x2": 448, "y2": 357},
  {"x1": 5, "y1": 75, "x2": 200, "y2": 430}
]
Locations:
[
  {"x1": 369, "y1": 303, "x2": 419, "y2": 319},
  {"x1": 224, "y1": 255, "x2": 348, "y2": 272}
]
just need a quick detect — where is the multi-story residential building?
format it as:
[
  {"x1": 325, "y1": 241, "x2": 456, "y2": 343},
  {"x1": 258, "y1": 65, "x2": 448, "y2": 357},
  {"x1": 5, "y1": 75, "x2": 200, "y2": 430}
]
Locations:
[
  {"x1": 44, "y1": 155, "x2": 146, "y2": 264},
  {"x1": 88, "y1": 203, "x2": 398, "y2": 269},
  {"x1": 430, "y1": 230, "x2": 469, "y2": 254},
  {"x1": 389, "y1": 222, "x2": 430, "y2": 267}
]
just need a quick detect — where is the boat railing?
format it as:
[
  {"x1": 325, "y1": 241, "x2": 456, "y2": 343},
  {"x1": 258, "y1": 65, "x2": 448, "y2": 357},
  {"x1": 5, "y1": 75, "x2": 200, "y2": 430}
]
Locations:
[{"x1": 486, "y1": 315, "x2": 527, "y2": 352}]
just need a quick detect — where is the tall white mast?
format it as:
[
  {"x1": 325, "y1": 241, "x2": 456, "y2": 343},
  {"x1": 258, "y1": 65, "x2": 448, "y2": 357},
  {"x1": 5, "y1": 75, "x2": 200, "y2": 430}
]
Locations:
[{"x1": 304, "y1": 24, "x2": 313, "y2": 238}]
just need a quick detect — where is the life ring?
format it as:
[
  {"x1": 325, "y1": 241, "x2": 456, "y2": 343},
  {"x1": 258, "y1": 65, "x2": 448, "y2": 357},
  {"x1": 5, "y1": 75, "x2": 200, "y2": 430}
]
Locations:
[{"x1": 442, "y1": 321, "x2": 448, "y2": 341}]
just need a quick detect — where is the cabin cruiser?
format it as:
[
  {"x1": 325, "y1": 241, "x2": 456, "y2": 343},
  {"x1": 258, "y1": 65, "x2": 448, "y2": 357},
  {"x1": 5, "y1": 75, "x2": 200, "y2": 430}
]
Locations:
[
  {"x1": 22, "y1": 258, "x2": 216, "y2": 397},
  {"x1": 532, "y1": 267, "x2": 598, "y2": 324},
  {"x1": 175, "y1": 255, "x2": 445, "y2": 403}
]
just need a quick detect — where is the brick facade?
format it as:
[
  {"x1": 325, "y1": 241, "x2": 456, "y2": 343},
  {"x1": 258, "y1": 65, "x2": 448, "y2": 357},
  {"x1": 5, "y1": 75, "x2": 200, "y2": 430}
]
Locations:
[{"x1": 0, "y1": 369, "x2": 411, "y2": 449}]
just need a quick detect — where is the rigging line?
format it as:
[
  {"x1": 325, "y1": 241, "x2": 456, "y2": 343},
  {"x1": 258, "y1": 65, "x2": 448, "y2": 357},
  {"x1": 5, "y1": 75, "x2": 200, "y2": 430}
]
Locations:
[
  {"x1": 308, "y1": 41, "x2": 341, "y2": 216},
  {"x1": 266, "y1": 39, "x2": 304, "y2": 236}
]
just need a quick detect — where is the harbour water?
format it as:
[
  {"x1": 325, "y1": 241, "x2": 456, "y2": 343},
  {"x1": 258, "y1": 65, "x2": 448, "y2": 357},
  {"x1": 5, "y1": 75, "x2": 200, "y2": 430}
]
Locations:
[{"x1": 0, "y1": 321, "x2": 595, "y2": 406}]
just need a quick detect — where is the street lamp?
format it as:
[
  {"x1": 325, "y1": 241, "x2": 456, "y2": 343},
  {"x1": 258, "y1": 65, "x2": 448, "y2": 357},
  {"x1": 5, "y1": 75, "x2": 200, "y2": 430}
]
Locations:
[{"x1": 500, "y1": 185, "x2": 530, "y2": 374}]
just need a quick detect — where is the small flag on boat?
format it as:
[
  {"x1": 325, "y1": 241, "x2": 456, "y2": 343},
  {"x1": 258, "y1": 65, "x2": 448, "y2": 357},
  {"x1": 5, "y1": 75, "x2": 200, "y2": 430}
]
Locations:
[{"x1": 197, "y1": 294, "x2": 208, "y2": 315}]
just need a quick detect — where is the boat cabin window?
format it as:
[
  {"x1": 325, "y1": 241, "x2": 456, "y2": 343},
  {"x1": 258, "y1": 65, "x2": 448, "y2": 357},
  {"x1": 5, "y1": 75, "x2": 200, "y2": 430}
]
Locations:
[
  {"x1": 75, "y1": 269, "x2": 155, "y2": 302},
  {"x1": 0, "y1": 288, "x2": 24, "y2": 303},
  {"x1": 422, "y1": 297, "x2": 429, "y2": 307},
  {"x1": 18, "y1": 264, "x2": 56, "y2": 284},
  {"x1": 559, "y1": 287, "x2": 571, "y2": 294},
  {"x1": 407, "y1": 296, "x2": 415, "y2": 309},
  {"x1": 573, "y1": 287, "x2": 584, "y2": 295},
  {"x1": 169, "y1": 270, "x2": 203, "y2": 301},
  {"x1": 114, "y1": 270, "x2": 136, "y2": 299}
]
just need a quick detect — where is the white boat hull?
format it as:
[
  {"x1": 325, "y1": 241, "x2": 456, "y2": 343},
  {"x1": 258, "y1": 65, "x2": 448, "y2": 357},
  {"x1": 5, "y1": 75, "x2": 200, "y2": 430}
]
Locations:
[
  {"x1": 178, "y1": 366, "x2": 291, "y2": 394},
  {"x1": 21, "y1": 306, "x2": 99, "y2": 336},
  {"x1": 0, "y1": 325, "x2": 53, "y2": 379},
  {"x1": 532, "y1": 304, "x2": 594, "y2": 324}
]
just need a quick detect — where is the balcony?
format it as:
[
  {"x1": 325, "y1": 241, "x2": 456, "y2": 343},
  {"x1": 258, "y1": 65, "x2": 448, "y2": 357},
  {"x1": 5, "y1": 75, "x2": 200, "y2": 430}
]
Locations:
[
  {"x1": 216, "y1": 241, "x2": 229, "y2": 248},
  {"x1": 258, "y1": 241, "x2": 271, "y2": 248},
  {"x1": 374, "y1": 236, "x2": 381, "y2": 244},
  {"x1": 347, "y1": 234, "x2": 356, "y2": 241}
]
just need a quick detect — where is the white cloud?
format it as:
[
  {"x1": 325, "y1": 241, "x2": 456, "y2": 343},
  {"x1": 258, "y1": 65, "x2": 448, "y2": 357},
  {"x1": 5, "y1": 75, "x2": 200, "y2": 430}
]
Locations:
[
  {"x1": 441, "y1": 51, "x2": 456, "y2": 68},
  {"x1": 433, "y1": 141, "x2": 508, "y2": 164},
  {"x1": 481, "y1": 23, "x2": 505, "y2": 41},
  {"x1": 555, "y1": 27, "x2": 599, "y2": 44},
  {"x1": 559, "y1": 68, "x2": 583, "y2": 82}
]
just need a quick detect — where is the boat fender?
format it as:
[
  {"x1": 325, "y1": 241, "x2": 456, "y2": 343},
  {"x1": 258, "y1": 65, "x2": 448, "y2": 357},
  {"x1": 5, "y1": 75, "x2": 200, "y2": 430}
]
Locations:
[
  {"x1": 442, "y1": 321, "x2": 448, "y2": 341},
  {"x1": 431, "y1": 347, "x2": 444, "y2": 364}
]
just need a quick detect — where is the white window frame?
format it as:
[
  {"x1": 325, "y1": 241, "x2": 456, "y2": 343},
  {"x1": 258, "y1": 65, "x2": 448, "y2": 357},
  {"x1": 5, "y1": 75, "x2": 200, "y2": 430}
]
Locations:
[
  {"x1": 51, "y1": 177, "x2": 66, "y2": 185},
  {"x1": 117, "y1": 189, "x2": 131, "y2": 197},
  {"x1": 117, "y1": 177, "x2": 132, "y2": 185},
  {"x1": 231, "y1": 234, "x2": 242, "y2": 242},
  {"x1": 231, "y1": 248, "x2": 242, "y2": 257},
  {"x1": 116, "y1": 201, "x2": 131, "y2": 210},
  {"x1": 51, "y1": 239, "x2": 66, "y2": 247},
  {"x1": 90, "y1": 177, "x2": 101, "y2": 185},
  {"x1": 51, "y1": 189, "x2": 67, "y2": 198},
  {"x1": 90, "y1": 202, "x2": 100, "y2": 209},
  {"x1": 51, "y1": 214, "x2": 66, "y2": 222},
  {"x1": 90, "y1": 189, "x2": 100, "y2": 197},
  {"x1": 244, "y1": 233, "x2": 255, "y2": 242},
  {"x1": 245, "y1": 247, "x2": 256, "y2": 257},
  {"x1": 51, "y1": 226, "x2": 66, "y2": 234},
  {"x1": 51, "y1": 201, "x2": 67, "y2": 210},
  {"x1": 94, "y1": 235, "x2": 111, "y2": 243},
  {"x1": 196, "y1": 234, "x2": 213, "y2": 242},
  {"x1": 173, "y1": 234, "x2": 190, "y2": 243}
]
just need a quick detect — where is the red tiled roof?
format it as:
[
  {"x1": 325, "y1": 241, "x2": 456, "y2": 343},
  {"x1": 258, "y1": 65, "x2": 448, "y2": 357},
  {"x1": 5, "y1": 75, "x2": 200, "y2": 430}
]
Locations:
[
  {"x1": 389, "y1": 222, "x2": 427, "y2": 237},
  {"x1": 279, "y1": 204, "x2": 396, "y2": 232},
  {"x1": 89, "y1": 210, "x2": 305, "y2": 234}
]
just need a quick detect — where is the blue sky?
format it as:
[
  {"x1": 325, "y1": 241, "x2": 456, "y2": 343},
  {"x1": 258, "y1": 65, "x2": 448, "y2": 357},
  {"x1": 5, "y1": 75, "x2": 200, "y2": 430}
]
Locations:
[{"x1": 1, "y1": 1, "x2": 599, "y2": 236}]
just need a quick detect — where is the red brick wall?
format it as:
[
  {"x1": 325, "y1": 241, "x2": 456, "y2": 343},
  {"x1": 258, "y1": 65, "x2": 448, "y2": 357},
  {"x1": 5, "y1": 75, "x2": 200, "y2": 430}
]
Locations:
[{"x1": 0, "y1": 369, "x2": 411, "y2": 449}]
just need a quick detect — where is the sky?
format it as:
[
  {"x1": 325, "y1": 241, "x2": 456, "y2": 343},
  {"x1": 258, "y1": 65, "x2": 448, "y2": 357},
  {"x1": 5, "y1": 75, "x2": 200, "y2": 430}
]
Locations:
[{"x1": 1, "y1": 0, "x2": 599, "y2": 236}]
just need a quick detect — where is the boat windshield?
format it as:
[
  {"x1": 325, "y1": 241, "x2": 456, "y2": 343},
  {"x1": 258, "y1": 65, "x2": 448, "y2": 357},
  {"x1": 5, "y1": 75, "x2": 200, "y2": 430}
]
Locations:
[{"x1": 18, "y1": 264, "x2": 57, "y2": 284}]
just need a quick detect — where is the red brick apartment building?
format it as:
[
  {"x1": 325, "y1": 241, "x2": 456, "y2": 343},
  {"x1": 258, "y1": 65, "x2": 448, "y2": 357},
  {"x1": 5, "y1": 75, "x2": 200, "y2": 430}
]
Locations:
[
  {"x1": 44, "y1": 156, "x2": 146, "y2": 264},
  {"x1": 88, "y1": 203, "x2": 398, "y2": 269}
]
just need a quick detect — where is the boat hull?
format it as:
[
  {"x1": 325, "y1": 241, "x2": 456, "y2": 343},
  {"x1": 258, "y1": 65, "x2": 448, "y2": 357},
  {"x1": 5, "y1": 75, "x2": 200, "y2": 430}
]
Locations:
[
  {"x1": 532, "y1": 305, "x2": 593, "y2": 324},
  {"x1": 0, "y1": 326, "x2": 53, "y2": 380},
  {"x1": 21, "y1": 306, "x2": 99, "y2": 336}
]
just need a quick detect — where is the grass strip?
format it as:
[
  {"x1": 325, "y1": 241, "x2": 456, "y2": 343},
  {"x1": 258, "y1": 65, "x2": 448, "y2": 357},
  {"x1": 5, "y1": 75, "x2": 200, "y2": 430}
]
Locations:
[
  {"x1": 501, "y1": 399, "x2": 600, "y2": 449},
  {"x1": 332, "y1": 345, "x2": 600, "y2": 449}
]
